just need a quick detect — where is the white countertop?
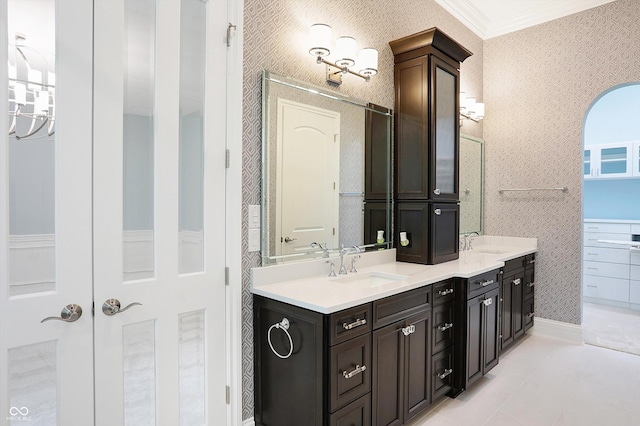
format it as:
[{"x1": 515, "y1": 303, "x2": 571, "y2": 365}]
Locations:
[{"x1": 251, "y1": 236, "x2": 537, "y2": 314}]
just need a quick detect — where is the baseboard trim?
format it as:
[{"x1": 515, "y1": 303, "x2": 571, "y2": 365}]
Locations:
[
  {"x1": 529, "y1": 317, "x2": 583, "y2": 344},
  {"x1": 242, "y1": 418, "x2": 255, "y2": 426}
]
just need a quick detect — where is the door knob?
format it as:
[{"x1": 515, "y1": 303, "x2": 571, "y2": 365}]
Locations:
[
  {"x1": 283, "y1": 237, "x2": 297, "y2": 243},
  {"x1": 41, "y1": 304, "x2": 83, "y2": 323},
  {"x1": 102, "y1": 299, "x2": 142, "y2": 316}
]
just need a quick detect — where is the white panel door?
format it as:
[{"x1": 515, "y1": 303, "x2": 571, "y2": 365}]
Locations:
[
  {"x1": 93, "y1": 0, "x2": 228, "y2": 425},
  {"x1": 276, "y1": 99, "x2": 340, "y2": 255},
  {"x1": 0, "y1": 0, "x2": 95, "y2": 424}
]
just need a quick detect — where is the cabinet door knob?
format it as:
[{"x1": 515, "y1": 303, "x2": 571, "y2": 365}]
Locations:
[
  {"x1": 433, "y1": 188, "x2": 441, "y2": 195},
  {"x1": 482, "y1": 298, "x2": 493, "y2": 307},
  {"x1": 402, "y1": 324, "x2": 416, "y2": 336},
  {"x1": 434, "y1": 208, "x2": 442, "y2": 215},
  {"x1": 513, "y1": 278, "x2": 521, "y2": 286}
]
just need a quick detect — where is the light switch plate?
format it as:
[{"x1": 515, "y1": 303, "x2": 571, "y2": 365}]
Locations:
[
  {"x1": 248, "y1": 228, "x2": 260, "y2": 252},
  {"x1": 248, "y1": 204, "x2": 261, "y2": 229}
]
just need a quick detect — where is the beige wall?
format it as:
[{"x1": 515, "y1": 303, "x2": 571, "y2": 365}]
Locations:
[
  {"x1": 241, "y1": 0, "x2": 483, "y2": 418},
  {"x1": 483, "y1": 0, "x2": 640, "y2": 325}
]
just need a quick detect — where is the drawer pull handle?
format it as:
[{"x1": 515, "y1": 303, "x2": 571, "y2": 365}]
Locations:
[
  {"x1": 587, "y1": 253, "x2": 598, "y2": 256},
  {"x1": 482, "y1": 298, "x2": 493, "y2": 307},
  {"x1": 586, "y1": 285, "x2": 598, "y2": 288},
  {"x1": 438, "y1": 322, "x2": 453, "y2": 332},
  {"x1": 402, "y1": 324, "x2": 416, "y2": 336},
  {"x1": 267, "y1": 318, "x2": 294, "y2": 359},
  {"x1": 587, "y1": 267, "x2": 598, "y2": 270},
  {"x1": 527, "y1": 282, "x2": 535, "y2": 288},
  {"x1": 528, "y1": 259, "x2": 536, "y2": 264},
  {"x1": 513, "y1": 278, "x2": 521, "y2": 286},
  {"x1": 342, "y1": 318, "x2": 367, "y2": 330},
  {"x1": 438, "y1": 288, "x2": 454, "y2": 296},
  {"x1": 527, "y1": 312, "x2": 535, "y2": 319},
  {"x1": 438, "y1": 368, "x2": 453, "y2": 380},
  {"x1": 342, "y1": 364, "x2": 366, "y2": 379},
  {"x1": 479, "y1": 279, "x2": 495, "y2": 287}
]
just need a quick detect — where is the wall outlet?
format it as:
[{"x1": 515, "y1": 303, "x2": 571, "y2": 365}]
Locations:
[{"x1": 248, "y1": 228, "x2": 260, "y2": 252}]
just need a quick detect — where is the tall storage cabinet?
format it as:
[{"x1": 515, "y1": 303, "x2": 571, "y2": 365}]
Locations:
[{"x1": 389, "y1": 28, "x2": 472, "y2": 264}]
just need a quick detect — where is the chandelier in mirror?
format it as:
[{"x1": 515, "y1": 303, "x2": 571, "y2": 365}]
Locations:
[{"x1": 8, "y1": 32, "x2": 55, "y2": 140}]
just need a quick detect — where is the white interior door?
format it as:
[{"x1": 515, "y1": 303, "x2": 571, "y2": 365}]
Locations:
[
  {"x1": 276, "y1": 99, "x2": 340, "y2": 255},
  {"x1": 0, "y1": 0, "x2": 95, "y2": 424},
  {"x1": 93, "y1": 0, "x2": 227, "y2": 425}
]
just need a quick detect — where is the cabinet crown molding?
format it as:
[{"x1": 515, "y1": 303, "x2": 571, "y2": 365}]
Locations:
[{"x1": 389, "y1": 27, "x2": 472, "y2": 63}]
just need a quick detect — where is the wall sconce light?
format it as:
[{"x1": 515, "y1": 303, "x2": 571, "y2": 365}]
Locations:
[
  {"x1": 309, "y1": 23, "x2": 378, "y2": 85},
  {"x1": 459, "y1": 91, "x2": 484, "y2": 125}
]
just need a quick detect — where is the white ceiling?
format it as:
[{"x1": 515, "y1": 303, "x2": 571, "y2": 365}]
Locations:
[{"x1": 435, "y1": 0, "x2": 617, "y2": 39}]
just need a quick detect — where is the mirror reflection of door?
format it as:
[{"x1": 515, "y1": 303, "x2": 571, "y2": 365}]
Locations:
[{"x1": 276, "y1": 99, "x2": 340, "y2": 255}]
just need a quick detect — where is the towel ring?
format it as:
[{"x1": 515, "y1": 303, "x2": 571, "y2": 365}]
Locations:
[{"x1": 267, "y1": 317, "x2": 294, "y2": 359}]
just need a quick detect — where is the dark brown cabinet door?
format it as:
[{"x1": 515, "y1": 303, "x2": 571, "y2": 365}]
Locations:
[
  {"x1": 465, "y1": 294, "x2": 484, "y2": 387},
  {"x1": 429, "y1": 202, "x2": 460, "y2": 264},
  {"x1": 432, "y1": 301, "x2": 454, "y2": 354},
  {"x1": 500, "y1": 279, "x2": 513, "y2": 351},
  {"x1": 483, "y1": 288, "x2": 500, "y2": 373},
  {"x1": 404, "y1": 311, "x2": 432, "y2": 423},
  {"x1": 512, "y1": 275, "x2": 525, "y2": 342},
  {"x1": 524, "y1": 297, "x2": 535, "y2": 331},
  {"x1": 394, "y1": 57, "x2": 429, "y2": 200},
  {"x1": 396, "y1": 202, "x2": 430, "y2": 264},
  {"x1": 372, "y1": 321, "x2": 404, "y2": 426}
]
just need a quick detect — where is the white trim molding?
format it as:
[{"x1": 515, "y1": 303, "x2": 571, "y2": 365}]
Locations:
[
  {"x1": 242, "y1": 418, "x2": 255, "y2": 426},
  {"x1": 529, "y1": 317, "x2": 584, "y2": 344}
]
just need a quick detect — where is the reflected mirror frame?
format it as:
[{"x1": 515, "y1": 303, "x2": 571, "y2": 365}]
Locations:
[
  {"x1": 260, "y1": 70, "x2": 393, "y2": 265},
  {"x1": 459, "y1": 133, "x2": 483, "y2": 235}
]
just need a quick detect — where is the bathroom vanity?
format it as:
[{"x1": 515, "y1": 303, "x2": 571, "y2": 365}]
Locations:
[{"x1": 252, "y1": 237, "x2": 536, "y2": 426}]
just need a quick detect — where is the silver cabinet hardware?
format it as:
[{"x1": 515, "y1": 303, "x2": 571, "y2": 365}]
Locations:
[
  {"x1": 438, "y1": 288, "x2": 454, "y2": 296},
  {"x1": 283, "y1": 236, "x2": 297, "y2": 243},
  {"x1": 527, "y1": 312, "x2": 535, "y2": 319},
  {"x1": 513, "y1": 278, "x2": 521, "y2": 286},
  {"x1": 433, "y1": 188, "x2": 441, "y2": 195},
  {"x1": 479, "y1": 279, "x2": 494, "y2": 287},
  {"x1": 527, "y1": 282, "x2": 535, "y2": 288},
  {"x1": 482, "y1": 298, "x2": 493, "y2": 307},
  {"x1": 41, "y1": 304, "x2": 83, "y2": 323},
  {"x1": 438, "y1": 322, "x2": 453, "y2": 332},
  {"x1": 586, "y1": 285, "x2": 598, "y2": 288},
  {"x1": 402, "y1": 324, "x2": 416, "y2": 336},
  {"x1": 438, "y1": 368, "x2": 453, "y2": 380},
  {"x1": 434, "y1": 208, "x2": 442, "y2": 215},
  {"x1": 102, "y1": 299, "x2": 142, "y2": 316},
  {"x1": 587, "y1": 267, "x2": 598, "y2": 270},
  {"x1": 342, "y1": 318, "x2": 367, "y2": 330},
  {"x1": 342, "y1": 364, "x2": 366, "y2": 379},
  {"x1": 267, "y1": 318, "x2": 293, "y2": 359},
  {"x1": 528, "y1": 259, "x2": 536, "y2": 264}
]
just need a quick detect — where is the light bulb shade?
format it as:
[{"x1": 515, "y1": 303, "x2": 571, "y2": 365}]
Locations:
[
  {"x1": 475, "y1": 102, "x2": 485, "y2": 119},
  {"x1": 34, "y1": 90, "x2": 49, "y2": 115},
  {"x1": 335, "y1": 36, "x2": 356, "y2": 68},
  {"x1": 358, "y1": 48, "x2": 378, "y2": 76},
  {"x1": 309, "y1": 24, "x2": 332, "y2": 57},
  {"x1": 465, "y1": 97, "x2": 476, "y2": 114}
]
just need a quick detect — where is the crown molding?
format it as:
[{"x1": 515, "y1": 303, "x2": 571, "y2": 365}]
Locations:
[{"x1": 435, "y1": 0, "x2": 617, "y2": 40}]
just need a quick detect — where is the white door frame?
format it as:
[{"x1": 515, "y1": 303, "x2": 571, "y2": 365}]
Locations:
[{"x1": 225, "y1": 0, "x2": 244, "y2": 424}]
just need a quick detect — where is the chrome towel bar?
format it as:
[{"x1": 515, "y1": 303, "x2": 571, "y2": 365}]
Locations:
[{"x1": 498, "y1": 186, "x2": 568, "y2": 194}]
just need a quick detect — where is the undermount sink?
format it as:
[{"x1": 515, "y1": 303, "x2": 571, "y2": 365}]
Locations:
[
  {"x1": 472, "y1": 248, "x2": 508, "y2": 255},
  {"x1": 332, "y1": 271, "x2": 409, "y2": 287}
]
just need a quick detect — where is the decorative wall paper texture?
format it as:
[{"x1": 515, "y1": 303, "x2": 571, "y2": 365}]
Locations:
[
  {"x1": 242, "y1": 0, "x2": 483, "y2": 418},
  {"x1": 483, "y1": 0, "x2": 640, "y2": 325}
]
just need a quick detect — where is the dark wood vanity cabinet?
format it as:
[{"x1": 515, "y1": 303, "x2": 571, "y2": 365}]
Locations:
[
  {"x1": 500, "y1": 254, "x2": 536, "y2": 353},
  {"x1": 452, "y1": 269, "x2": 500, "y2": 392},
  {"x1": 389, "y1": 28, "x2": 471, "y2": 265}
]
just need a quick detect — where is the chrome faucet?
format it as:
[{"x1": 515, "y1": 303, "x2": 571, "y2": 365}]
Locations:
[
  {"x1": 310, "y1": 241, "x2": 330, "y2": 258},
  {"x1": 339, "y1": 245, "x2": 362, "y2": 275},
  {"x1": 463, "y1": 232, "x2": 480, "y2": 251}
]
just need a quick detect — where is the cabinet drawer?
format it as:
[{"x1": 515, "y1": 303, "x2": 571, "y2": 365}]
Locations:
[
  {"x1": 583, "y1": 275, "x2": 629, "y2": 302},
  {"x1": 329, "y1": 393, "x2": 371, "y2": 426},
  {"x1": 432, "y1": 301, "x2": 454, "y2": 354},
  {"x1": 503, "y1": 257, "x2": 525, "y2": 276},
  {"x1": 433, "y1": 279, "x2": 455, "y2": 305},
  {"x1": 467, "y1": 269, "x2": 500, "y2": 299},
  {"x1": 632, "y1": 265, "x2": 640, "y2": 281},
  {"x1": 584, "y1": 222, "x2": 631, "y2": 234},
  {"x1": 584, "y1": 260, "x2": 629, "y2": 279},
  {"x1": 523, "y1": 268, "x2": 535, "y2": 299},
  {"x1": 632, "y1": 224, "x2": 640, "y2": 234},
  {"x1": 372, "y1": 286, "x2": 431, "y2": 329},
  {"x1": 583, "y1": 247, "x2": 630, "y2": 264},
  {"x1": 631, "y1": 251, "x2": 640, "y2": 266},
  {"x1": 329, "y1": 303, "x2": 372, "y2": 346},
  {"x1": 584, "y1": 232, "x2": 631, "y2": 248},
  {"x1": 329, "y1": 333, "x2": 371, "y2": 411},
  {"x1": 524, "y1": 298, "x2": 534, "y2": 331},
  {"x1": 631, "y1": 281, "x2": 640, "y2": 304},
  {"x1": 432, "y1": 346, "x2": 454, "y2": 400},
  {"x1": 525, "y1": 253, "x2": 536, "y2": 268}
]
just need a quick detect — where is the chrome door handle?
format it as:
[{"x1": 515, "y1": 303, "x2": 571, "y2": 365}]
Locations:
[
  {"x1": 482, "y1": 298, "x2": 493, "y2": 307},
  {"x1": 41, "y1": 304, "x2": 83, "y2": 323},
  {"x1": 434, "y1": 209, "x2": 442, "y2": 215},
  {"x1": 433, "y1": 188, "x2": 441, "y2": 195},
  {"x1": 283, "y1": 237, "x2": 297, "y2": 243},
  {"x1": 102, "y1": 299, "x2": 142, "y2": 316}
]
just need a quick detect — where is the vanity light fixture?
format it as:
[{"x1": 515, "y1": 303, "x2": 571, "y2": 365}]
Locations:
[
  {"x1": 7, "y1": 33, "x2": 55, "y2": 140},
  {"x1": 459, "y1": 91, "x2": 484, "y2": 125},
  {"x1": 309, "y1": 23, "x2": 378, "y2": 86}
]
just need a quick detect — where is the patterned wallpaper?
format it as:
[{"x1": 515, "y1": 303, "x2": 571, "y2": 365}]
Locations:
[
  {"x1": 241, "y1": 0, "x2": 483, "y2": 419},
  {"x1": 483, "y1": 0, "x2": 640, "y2": 325}
]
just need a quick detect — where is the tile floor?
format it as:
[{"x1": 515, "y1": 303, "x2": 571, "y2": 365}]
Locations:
[
  {"x1": 583, "y1": 302, "x2": 640, "y2": 356},
  {"x1": 407, "y1": 334, "x2": 640, "y2": 425}
]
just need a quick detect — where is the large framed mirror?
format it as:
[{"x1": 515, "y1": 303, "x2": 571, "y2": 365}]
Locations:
[
  {"x1": 261, "y1": 71, "x2": 393, "y2": 265},
  {"x1": 459, "y1": 134, "x2": 483, "y2": 234}
]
